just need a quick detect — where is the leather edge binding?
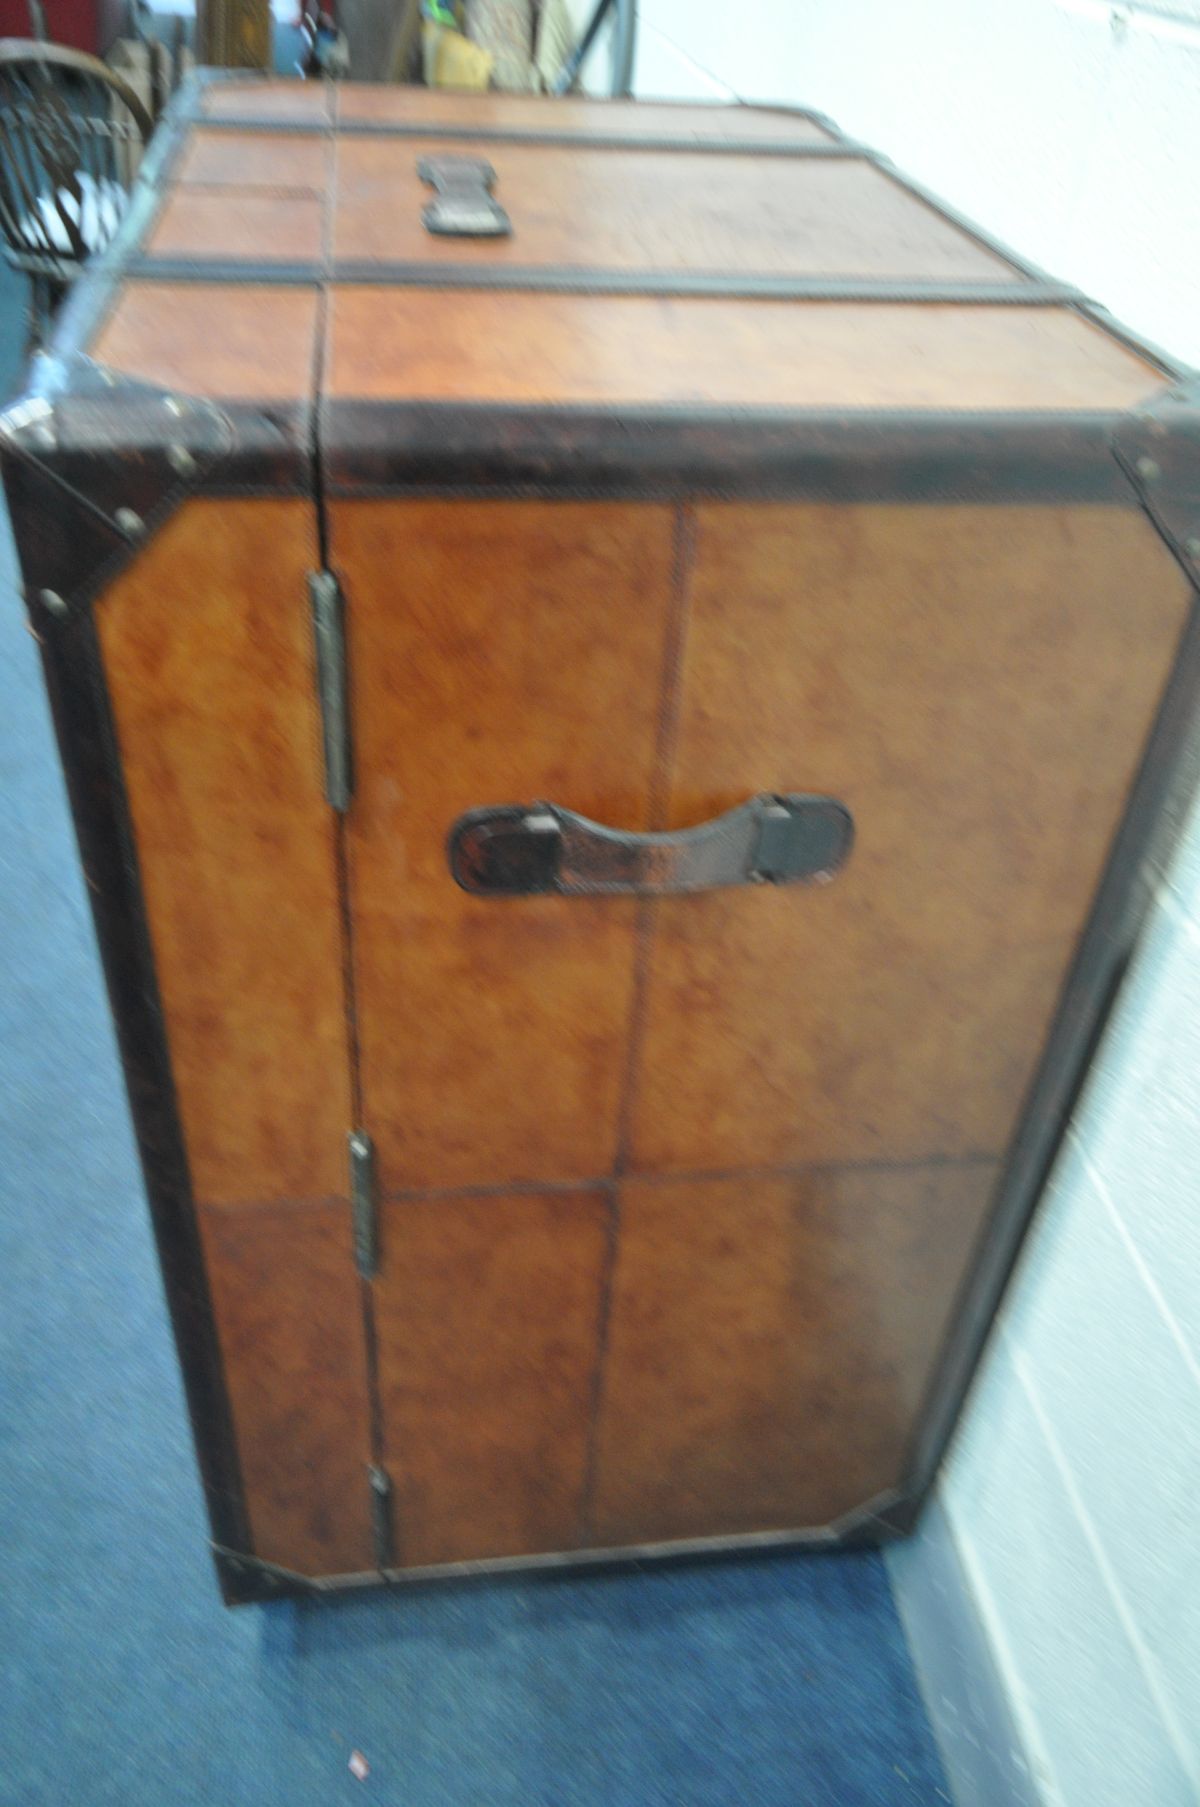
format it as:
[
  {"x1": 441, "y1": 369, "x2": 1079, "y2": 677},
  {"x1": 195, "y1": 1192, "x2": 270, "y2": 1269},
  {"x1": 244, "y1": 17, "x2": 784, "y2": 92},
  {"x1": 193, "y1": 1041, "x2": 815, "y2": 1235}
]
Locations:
[
  {"x1": 33, "y1": 606, "x2": 253, "y2": 1576},
  {"x1": 211, "y1": 1499, "x2": 915, "y2": 1607},
  {"x1": 119, "y1": 259, "x2": 1081, "y2": 303},
  {"x1": 185, "y1": 120, "x2": 869, "y2": 155},
  {"x1": 176, "y1": 81, "x2": 837, "y2": 139},
  {"x1": 320, "y1": 402, "x2": 1135, "y2": 504}
]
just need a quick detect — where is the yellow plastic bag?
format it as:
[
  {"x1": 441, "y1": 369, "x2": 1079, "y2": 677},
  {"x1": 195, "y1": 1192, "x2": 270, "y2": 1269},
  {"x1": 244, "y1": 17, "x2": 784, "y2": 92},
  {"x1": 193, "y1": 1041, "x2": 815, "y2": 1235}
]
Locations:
[{"x1": 423, "y1": 21, "x2": 494, "y2": 88}]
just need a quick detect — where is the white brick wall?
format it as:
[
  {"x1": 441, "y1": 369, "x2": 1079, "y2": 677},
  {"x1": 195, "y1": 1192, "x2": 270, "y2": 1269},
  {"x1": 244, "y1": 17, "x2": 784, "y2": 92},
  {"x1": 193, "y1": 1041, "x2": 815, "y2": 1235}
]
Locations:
[
  {"x1": 631, "y1": 5, "x2": 1200, "y2": 1799},
  {"x1": 931, "y1": 862, "x2": 1200, "y2": 1804}
]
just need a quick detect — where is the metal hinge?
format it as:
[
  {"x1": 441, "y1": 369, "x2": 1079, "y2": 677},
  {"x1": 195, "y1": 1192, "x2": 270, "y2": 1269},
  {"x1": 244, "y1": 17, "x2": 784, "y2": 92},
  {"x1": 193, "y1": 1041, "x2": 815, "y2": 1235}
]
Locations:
[
  {"x1": 369, "y1": 1464, "x2": 394, "y2": 1569},
  {"x1": 349, "y1": 1129, "x2": 377, "y2": 1278},
  {"x1": 309, "y1": 570, "x2": 352, "y2": 812}
]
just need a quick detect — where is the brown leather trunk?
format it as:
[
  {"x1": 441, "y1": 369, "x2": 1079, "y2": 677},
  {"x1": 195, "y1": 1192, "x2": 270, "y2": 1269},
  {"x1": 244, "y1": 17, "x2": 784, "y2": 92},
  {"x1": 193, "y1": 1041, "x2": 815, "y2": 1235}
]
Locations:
[{"x1": 4, "y1": 74, "x2": 1197, "y2": 1603}]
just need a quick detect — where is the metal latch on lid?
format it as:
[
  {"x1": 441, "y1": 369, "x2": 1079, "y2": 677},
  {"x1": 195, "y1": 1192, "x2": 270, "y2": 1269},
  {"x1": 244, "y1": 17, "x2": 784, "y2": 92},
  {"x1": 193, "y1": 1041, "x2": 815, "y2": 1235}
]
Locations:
[{"x1": 419, "y1": 156, "x2": 512, "y2": 239}]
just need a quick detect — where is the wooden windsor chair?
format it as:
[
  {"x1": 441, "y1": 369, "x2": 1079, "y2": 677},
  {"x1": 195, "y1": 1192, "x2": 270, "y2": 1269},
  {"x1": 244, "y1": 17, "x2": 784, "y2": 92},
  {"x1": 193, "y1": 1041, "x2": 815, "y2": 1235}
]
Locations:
[{"x1": 0, "y1": 40, "x2": 152, "y2": 348}]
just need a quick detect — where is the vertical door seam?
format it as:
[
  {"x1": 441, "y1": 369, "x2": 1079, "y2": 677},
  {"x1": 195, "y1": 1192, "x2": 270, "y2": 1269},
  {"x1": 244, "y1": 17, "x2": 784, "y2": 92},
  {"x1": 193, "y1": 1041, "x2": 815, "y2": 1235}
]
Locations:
[
  {"x1": 578, "y1": 499, "x2": 699, "y2": 1545},
  {"x1": 311, "y1": 116, "x2": 396, "y2": 1570}
]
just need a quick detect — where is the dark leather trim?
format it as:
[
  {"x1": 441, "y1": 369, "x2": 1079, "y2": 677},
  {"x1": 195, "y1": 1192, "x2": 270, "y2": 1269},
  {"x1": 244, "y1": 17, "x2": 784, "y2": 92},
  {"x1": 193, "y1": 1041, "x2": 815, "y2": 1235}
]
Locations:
[
  {"x1": 121, "y1": 259, "x2": 1076, "y2": 302},
  {"x1": 210, "y1": 1505, "x2": 915, "y2": 1606},
  {"x1": 35, "y1": 604, "x2": 252, "y2": 1572},
  {"x1": 174, "y1": 86, "x2": 840, "y2": 152},
  {"x1": 321, "y1": 401, "x2": 1136, "y2": 503}
]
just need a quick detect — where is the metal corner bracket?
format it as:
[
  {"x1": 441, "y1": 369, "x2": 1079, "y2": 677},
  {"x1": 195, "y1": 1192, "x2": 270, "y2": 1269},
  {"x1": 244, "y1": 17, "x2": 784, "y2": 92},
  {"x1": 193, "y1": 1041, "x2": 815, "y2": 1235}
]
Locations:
[
  {"x1": 0, "y1": 355, "x2": 232, "y2": 627},
  {"x1": 1111, "y1": 373, "x2": 1200, "y2": 585}
]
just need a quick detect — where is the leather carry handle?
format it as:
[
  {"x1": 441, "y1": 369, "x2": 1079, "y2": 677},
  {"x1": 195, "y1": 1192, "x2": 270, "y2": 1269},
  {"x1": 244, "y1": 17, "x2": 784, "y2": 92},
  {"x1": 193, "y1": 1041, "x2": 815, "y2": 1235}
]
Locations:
[
  {"x1": 448, "y1": 794, "x2": 854, "y2": 898},
  {"x1": 419, "y1": 155, "x2": 512, "y2": 238}
]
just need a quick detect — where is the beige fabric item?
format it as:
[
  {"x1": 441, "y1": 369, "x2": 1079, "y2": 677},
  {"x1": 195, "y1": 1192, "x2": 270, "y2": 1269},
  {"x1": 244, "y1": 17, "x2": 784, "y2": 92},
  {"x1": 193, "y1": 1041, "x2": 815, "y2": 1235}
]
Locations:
[
  {"x1": 423, "y1": 22, "x2": 495, "y2": 89},
  {"x1": 465, "y1": 0, "x2": 537, "y2": 91}
]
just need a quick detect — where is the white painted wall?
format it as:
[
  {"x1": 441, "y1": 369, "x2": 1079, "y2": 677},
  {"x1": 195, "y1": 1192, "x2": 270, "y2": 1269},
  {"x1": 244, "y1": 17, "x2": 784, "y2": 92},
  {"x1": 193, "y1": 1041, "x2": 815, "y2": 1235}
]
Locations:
[
  {"x1": 632, "y1": 0, "x2": 1200, "y2": 366},
  {"x1": 631, "y1": 6, "x2": 1200, "y2": 1802}
]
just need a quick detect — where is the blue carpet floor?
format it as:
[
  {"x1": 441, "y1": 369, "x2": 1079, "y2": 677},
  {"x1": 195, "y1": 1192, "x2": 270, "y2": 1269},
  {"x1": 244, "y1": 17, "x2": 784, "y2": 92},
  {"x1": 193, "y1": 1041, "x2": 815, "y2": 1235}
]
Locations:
[{"x1": 0, "y1": 215, "x2": 950, "y2": 1807}]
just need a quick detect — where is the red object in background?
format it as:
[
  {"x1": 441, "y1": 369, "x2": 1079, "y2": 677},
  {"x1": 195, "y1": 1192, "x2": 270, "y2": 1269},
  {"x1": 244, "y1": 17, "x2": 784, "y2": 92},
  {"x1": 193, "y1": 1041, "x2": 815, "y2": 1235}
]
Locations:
[{"x1": 0, "y1": 0, "x2": 127, "y2": 54}]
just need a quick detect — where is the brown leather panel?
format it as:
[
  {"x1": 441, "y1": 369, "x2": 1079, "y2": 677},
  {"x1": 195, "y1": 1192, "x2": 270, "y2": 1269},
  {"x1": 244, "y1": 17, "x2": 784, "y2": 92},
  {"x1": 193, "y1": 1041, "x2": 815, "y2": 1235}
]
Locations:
[
  {"x1": 334, "y1": 140, "x2": 1014, "y2": 278},
  {"x1": 199, "y1": 78, "x2": 333, "y2": 119},
  {"x1": 325, "y1": 291, "x2": 1165, "y2": 411},
  {"x1": 175, "y1": 128, "x2": 328, "y2": 191},
  {"x1": 335, "y1": 499, "x2": 675, "y2": 1190},
  {"x1": 591, "y1": 1161, "x2": 997, "y2": 1544},
  {"x1": 375, "y1": 1187, "x2": 609, "y2": 1565},
  {"x1": 199, "y1": 1199, "x2": 374, "y2": 1575},
  {"x1": 96, "y1": 499, "x2": 352, "y2": 1204},
  {"x1": 91, "y1": 283, "x2": 318, "y2": 401},
  {"x1": 146, "y1": 190, "x2": 324, "y2": 260},
  {"x1": 629, "y1": 505, "x2": 1192, "y2": 1175},
  {"x1": 335, "y1": 87, "x2": 834, "y2": 141}
]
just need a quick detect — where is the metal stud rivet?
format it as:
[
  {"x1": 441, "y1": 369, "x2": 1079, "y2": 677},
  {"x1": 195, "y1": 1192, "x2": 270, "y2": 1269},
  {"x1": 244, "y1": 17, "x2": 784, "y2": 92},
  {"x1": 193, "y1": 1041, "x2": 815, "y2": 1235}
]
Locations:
[
  {"x1": 164, "y1": 397, "x2": 184, "y2": 418},
  {"x1": 167, "y1": 443, "x2": 197, "y2": 477},
  {"x1": 39, "y1": 589, "x2": 68, "y2": 616},
  {"x1": 114, "y1": 507, "x2": 144, "y2": 537},
  {"x1": 1135, "y1": 455, "x2": 1161, "y2": 482}
]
